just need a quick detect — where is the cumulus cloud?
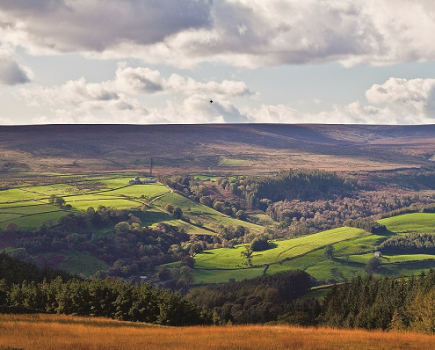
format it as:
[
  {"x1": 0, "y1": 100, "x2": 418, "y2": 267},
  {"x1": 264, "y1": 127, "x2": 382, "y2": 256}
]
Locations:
[
  {"x1": 19, "y1": 64, "x2": 251, "y2": 124},
  {"x1": 19, "y1": 67, "x2": 435, "y2": 125},
  {"x1": 364, "y1": 77, "x2": 435, "y2": 124},
  {"x1": 312, "y1": 78, "x2": 435, "y2": 125},
  {"x1": 245, "y1": 104, "x2": 303, "y2": 123},
  {"x1": 245, "y1": 77, "x2": 435, "y2": 125},
  {"x1": 2, "y1": 0, "x2": 435, "y2": 67},
  {"x1": 28, "y1": 91, "x2": 248, "y2": 125},
  {"x1": 113, "y1": 64, "x2": 252, "y2": 97},
  {"x1": 0, "y1": 46, "x2": 32, "y2": 85}
]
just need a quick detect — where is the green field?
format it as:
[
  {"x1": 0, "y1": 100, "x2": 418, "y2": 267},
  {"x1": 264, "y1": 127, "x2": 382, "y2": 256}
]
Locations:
[
  {"x1": 0, "y1": 176, "x2": 171, "y2": 230},
  {"x1": 0, "y1": 189, "x2": 44, "y2": 203},
  {"x1": 192, "y1": 213, "x2": 435, "y2": 284},
  {"x1": 0, "y1": 173, "x2": 263, "y2": 237},
  {"x1": 195, "y1": 227, "x2": 367, "y2": 270},
  {"x1": 379, "y1": 213, "x2": 435, "y2": 233}
]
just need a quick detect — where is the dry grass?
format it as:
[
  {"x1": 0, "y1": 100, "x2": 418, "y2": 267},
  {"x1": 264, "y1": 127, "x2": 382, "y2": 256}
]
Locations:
[{"x1": 1, "y1": 314, "x2": 435, "y2": 350}]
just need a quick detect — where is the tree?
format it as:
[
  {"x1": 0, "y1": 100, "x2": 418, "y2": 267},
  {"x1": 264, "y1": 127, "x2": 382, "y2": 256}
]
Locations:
[
  {"x1": 199, "y1": 196, "x2": 212, "y2": 206},
  {"x1": 164, "y1": 204, "x2": 174, "y2": 215},
  {"x1": 407, "y1": 288, "x2": 435, "y2": 333},
  {"x1": 189, "y1": 243, "x2": 203, "y2": 257},
  {"x1": 173, "y1": 207, "x2": 183, "y2": 219},
  {"x1": 366, "y1": 257, "x2": 381, "y2": 273},
  {"x1": 49, "y1": 194, "x2": 57, "y2": 205},
  {"x1": 235, "y1": 210, "x2": 247, "y2": 220},
  {"x1": 250, "y1": 237, "x2": 269, "y2": 251},
  {"x1": 180, "y1": 266, "x2": 195, "y2": 284},
  {"x1": 181, "y1": 256, "x2": 195, "y2": 268},
  {"x1": 114, "y1": 221, "x2": 130, "y2": 234},
  {"x1": 55, "y1": 196, "x2": 66, "y2": 208},
  {"x1": 323, "y1": 245, "x2": 335, "y2": 260},
  {"x1": 241, "y1": 246, "x2": 253, "y2": 267},
  {"x1": 158, "y1": 266, "x2": 171, "y2": 281},
  {"x1": 213, "y1": 201, "x2": 226, "y2": 213}
]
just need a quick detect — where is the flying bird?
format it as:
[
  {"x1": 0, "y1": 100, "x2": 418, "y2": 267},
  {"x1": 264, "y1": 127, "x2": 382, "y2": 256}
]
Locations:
[{"x1": 210, "y1": 100, "x2": 213, "y2": 103}]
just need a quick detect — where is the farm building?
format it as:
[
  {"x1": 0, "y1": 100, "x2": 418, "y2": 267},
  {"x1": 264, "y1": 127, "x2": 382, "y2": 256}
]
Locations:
[
  {"x1": 374, "y1": 251, "x2": 382, "y2": 257},
  {"x1": 129, "y1": 176, "x2": 143, "y2": 185},
  {"x1": 129, "y1": 177, "x2": 156, "y2": 185}
]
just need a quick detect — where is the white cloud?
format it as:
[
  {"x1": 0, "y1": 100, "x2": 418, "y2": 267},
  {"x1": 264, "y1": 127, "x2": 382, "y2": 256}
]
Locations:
[
  {"x1": 112, "y1": 64, "x2": 252, "y2": 97},
  {"x1": 148, "y1": 94, "x2": 247, "y2": 124},
  {"x1": 20, "y1": 65, "x2": 250, "y2": 124},
  {"x1": 0, "y1": 45, "x2": 32, "y2": 85},
  {"x1": 245, "y1": 104, "x2": 303, "y2": 123},
  {"x1": 19, "y1": 68, "x2": 435, "y2": 125},
  {"x1": 364, "y1": 77, "x2": 435, "y2": 123},
  {"x1": 246, "y1": 77, "x2": 435, "y2": 125},
  {"x1": 0, "y1": 116, "x2": 13, "y2": 124},
  {"x1": 2, "y1": 0, "x2": 435, "y2": 68}
]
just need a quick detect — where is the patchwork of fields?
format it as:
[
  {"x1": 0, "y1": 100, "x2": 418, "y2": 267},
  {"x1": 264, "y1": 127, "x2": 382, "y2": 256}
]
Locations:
[
  {"x1": 2, "y1": 173, "x2": 435, "y2": 285},
  {"x1": 0, "y1": 175, "x2": 168, "y2": 230},
  {"x1": 0, "y1": 175, "x2": 262, "y2": 235},
  {"x1": 192, "y1": 213, "x2": 435, "y2": 284}
]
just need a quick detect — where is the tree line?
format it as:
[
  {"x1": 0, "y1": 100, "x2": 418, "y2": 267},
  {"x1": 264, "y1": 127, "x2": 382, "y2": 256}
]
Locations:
[
  {"x1": 321, "y1": 271, "x2": 435, "y2": 332},
  {"x1": 377, "y1": 233, "x2": 435, "y2": 254},
  {"x1": 0, "y1": 253, "x2": 213, "y2": 326},
  {"x1": 187, "y1": 270, "x2": 312, "y2": 324}
]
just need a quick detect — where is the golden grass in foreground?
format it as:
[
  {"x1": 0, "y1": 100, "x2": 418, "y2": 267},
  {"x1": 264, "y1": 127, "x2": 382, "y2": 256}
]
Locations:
[{"x1": 2, "y1": 314, "x2": 435, "y2": 350}]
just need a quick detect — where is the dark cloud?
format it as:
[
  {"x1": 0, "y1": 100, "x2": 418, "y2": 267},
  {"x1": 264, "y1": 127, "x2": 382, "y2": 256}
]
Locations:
[
  {"x1": 2, "y1": 1, "x2": 435, "y2": 68},
  {"x1": 0, "y1": 0, "x2": 212, "y2": 51},
  {"x1": 0, "y1": 51, "x2": 31, "y2": 85}
]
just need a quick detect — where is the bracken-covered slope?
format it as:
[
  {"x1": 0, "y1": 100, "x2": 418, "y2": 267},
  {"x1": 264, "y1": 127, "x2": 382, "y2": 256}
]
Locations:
[{"x1": 1, "y1": 123, "x2": 435, "y2": 174}]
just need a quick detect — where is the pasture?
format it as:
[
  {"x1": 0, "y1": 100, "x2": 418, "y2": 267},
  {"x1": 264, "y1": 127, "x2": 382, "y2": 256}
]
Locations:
[
  {"x1": 0, "y1": 172, "x2": 264, "y2": 236},
  {"x1": 195, "y1": 227, "x2": 367, "y2": 269},
  {"x1": 194, "y1": 227, "x2": 368, "y2": 283},
  {"x1": 379, "y1": 213, "x2": 435, "y2": 234},
  {"x1": 193, "y1": 214, "x2": 435, "y2": 284},
  {"x1": 0, "y1": 175, "x2": 170, "y2": 230}
]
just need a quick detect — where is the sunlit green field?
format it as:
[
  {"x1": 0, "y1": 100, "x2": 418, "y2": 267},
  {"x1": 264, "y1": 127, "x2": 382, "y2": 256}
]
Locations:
[
  {"x1": 193, "y1": 214, "x2": 435, "y2": 284},
  {"x1": 0, "y1": 188, "x2": 44, "y2": 203},
  {"x1": 0, "y1": 176, "x2": 169, "y2": 230},
  {"x1": 379, "y1": 213, "x2": 435, "y2": 233},
  {"x1": 195, "y1": 227, "x2": 367, "y2": 270},
  {"x1": 0, "y1": 174, "x2": 261, "y2": 237}
]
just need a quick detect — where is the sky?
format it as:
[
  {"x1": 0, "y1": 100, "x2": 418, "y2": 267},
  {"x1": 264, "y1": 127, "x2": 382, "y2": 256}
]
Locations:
[{"x1": 1, "y1": 0, "x2": 435, "y2": 125}]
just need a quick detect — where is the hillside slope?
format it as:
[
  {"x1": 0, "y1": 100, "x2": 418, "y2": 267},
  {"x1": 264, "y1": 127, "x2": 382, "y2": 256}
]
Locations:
[{"x1": 1, "y1": 124, "x2": 435, "y2": 175}]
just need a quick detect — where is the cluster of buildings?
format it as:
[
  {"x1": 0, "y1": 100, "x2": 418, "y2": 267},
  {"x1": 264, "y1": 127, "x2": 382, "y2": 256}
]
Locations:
[{"x1": 129, "y1": 176, "x2": 156, "y2": 185}]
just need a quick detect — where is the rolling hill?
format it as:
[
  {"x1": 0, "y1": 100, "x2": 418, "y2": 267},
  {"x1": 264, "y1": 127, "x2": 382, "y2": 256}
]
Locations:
[{"x1": 1, "y1": 124, "x2": 435, "y2": 177}]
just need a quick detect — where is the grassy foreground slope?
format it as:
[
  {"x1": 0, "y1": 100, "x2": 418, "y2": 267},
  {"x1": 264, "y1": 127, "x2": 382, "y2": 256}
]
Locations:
[{"x1": 2, "y1": 314, "x2": 434, "y2": 350}]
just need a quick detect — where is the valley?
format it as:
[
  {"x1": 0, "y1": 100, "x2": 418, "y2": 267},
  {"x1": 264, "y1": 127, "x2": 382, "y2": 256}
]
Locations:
[{"x1": 3, "y1": 124, "x2": 435, "y2": 339}]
